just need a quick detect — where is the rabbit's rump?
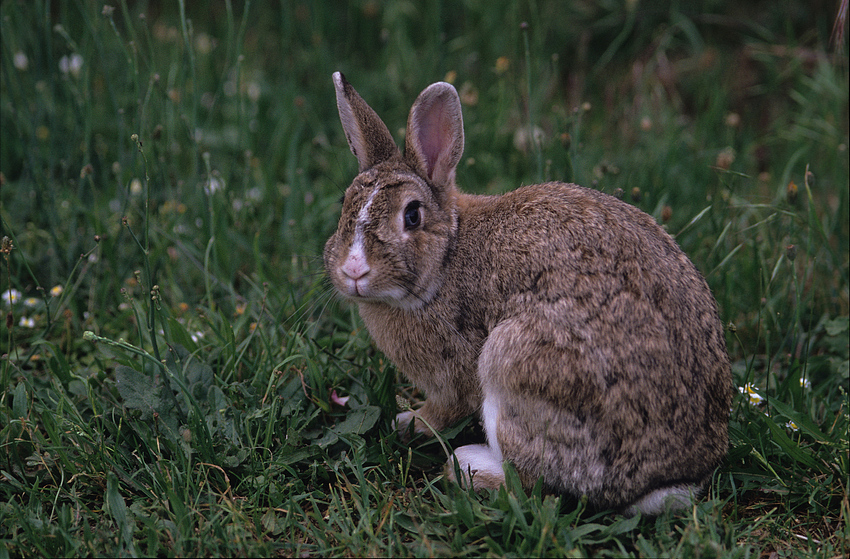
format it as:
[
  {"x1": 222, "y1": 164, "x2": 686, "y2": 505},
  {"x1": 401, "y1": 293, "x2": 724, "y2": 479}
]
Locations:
[{"x1": 467, "y1": 308, "x2": 720, "y2": 513}]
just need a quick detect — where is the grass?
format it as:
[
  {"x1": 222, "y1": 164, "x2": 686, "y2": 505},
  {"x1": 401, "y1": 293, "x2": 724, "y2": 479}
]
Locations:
[{"x1": 1, "y1": 0, "x2": 848, "y2": 556}]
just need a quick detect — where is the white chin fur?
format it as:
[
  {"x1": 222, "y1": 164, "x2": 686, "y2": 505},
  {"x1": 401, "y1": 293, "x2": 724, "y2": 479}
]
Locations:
[{"x1": 624, "y1": 484, "x2": 701, "y2": 516}]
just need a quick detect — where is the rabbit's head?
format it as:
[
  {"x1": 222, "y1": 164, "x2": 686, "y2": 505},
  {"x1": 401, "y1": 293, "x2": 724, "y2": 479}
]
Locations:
[{"x1": 324, "y1": 73, "x2": 464, "y2": 309}]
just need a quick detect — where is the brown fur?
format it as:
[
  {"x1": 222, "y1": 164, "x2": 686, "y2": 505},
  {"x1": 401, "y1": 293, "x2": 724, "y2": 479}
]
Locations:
[{"x1": 324, "y1": 72, "x2": 732, "y2": 514}]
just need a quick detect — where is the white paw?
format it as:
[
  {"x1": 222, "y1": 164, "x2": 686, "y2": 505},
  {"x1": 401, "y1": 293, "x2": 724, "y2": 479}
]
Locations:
[
  {"x1": 447, "y1": 444, "x2": 505, "y2": 490},
  {"x1": 624, "y1": 484, "x2": 701, "y2": 516},
  {"x1": 393, "y1": 410, "x2": 415, "y2": 433}
]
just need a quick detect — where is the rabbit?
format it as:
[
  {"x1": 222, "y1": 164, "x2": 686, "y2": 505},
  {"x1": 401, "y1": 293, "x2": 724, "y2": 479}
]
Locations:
[{"x1": 324, "y1": 71, "x2": 732, "y2": 516}]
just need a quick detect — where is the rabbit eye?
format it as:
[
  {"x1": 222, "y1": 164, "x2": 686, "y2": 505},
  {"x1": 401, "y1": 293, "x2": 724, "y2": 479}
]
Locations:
[{"x1": 403, "y1": 201, "x2": 422, "y2": 230}]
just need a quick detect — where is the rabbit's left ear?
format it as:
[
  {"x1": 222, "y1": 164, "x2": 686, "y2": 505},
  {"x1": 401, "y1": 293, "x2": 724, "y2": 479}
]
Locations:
[
  {"x1": 404, "y1": 82, "x2": 464, "y2": 190},
  {"x1": 333, "y1": 72, "x2": 400, "y2": 172}
]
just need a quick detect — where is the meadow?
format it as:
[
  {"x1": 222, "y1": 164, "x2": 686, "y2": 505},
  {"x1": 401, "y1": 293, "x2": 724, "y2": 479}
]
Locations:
[{"x1": 1, "y1": 0, "x2": 848, "y2": 556}]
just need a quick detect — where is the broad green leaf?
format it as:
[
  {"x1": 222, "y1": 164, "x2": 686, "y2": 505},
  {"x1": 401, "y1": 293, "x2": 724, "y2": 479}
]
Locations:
[
  {"x1": 165, "y1": 316, "x2": 199, "y2": 352},
  {"x1": 315, "y1": 430, "x2": 339, "y2": 449},
  {"x1": 768, "y1": 398, "x2": 830, "y2": 443},
  {"x1": 277, "y1": 445, "x2": 321, "y2": 466},
  {"x1": 330, "y1": 406, "x2": 381, "y2": 436},
  {"x1": 11, "y1": 382, "x2": 27, "y2": 419},
  {"x1": 607, "y1": 512, "x2": 641, "y2": 535},
  {"x1": 824, "y1": 316, "x2": 849, "y2": 336},
  {"x1": 105, "y1": 472, "x2": 129, "y2": 528},
  {"x1": 570, "y1": 523, "x2": 605, "y2": 539},
  {"x1": 115, "y1": 365, "x2": 163, "y2": 420},
  {"x1": 760, "y1": 414, "x2": 820, "y2": 471},
  {"x1": 105, "y1": 472, "x2": 136, "y2": 553}
]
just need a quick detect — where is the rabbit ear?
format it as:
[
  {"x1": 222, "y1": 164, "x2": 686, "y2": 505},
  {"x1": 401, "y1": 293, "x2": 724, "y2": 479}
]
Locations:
[
  {"x1": 333, "y1": 72, "x2": 400, "y2": 171},
  {"x1": 404, "y1": 82, "x2": 464, "y2": 189}
]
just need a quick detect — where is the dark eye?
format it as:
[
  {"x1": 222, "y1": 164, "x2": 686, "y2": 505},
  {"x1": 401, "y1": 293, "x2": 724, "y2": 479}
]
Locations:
[{"x1": 403, "y1": 201, "x2": 422, "y2": 230}]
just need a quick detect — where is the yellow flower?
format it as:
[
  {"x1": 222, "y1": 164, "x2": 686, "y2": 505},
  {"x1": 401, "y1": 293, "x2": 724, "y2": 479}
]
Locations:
[{"x1": 739, "y1": 384, "x2": 763, "y2": 405}]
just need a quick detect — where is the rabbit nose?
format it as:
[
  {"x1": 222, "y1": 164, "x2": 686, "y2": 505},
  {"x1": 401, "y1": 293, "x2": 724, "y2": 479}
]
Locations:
[{"x1": 341, "y1": 252, "x2": 370, "y2": 280}]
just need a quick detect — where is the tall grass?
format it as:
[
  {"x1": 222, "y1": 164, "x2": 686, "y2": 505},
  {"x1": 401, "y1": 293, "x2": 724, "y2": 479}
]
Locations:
[{"x1": 1, "y1": 1, "x2": 848, "y2": 556}]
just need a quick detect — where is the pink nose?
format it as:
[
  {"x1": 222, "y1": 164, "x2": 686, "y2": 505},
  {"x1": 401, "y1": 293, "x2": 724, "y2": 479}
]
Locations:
[{"x1": 341, "y1": 254, "x2": 370, "y2": 280}]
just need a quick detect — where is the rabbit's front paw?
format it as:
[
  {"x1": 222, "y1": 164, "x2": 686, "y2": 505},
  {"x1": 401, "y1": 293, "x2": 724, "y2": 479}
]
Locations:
[
  {"x1": 393, "y1": 410, "x2": 434, "y2": 439},
  {"x1": 393, "y1": 410, "x2": 415, "y2": 433},
  {"x1": 446, "y1": 444, "x2": 505, "y2": 491}
]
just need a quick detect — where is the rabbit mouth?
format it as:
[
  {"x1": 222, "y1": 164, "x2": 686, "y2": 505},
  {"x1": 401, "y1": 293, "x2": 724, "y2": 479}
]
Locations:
[
  {"x1": 335, "y1": 270, "x2": 399, "y2": 302},
  {"x1": 341, "y1": 275, "x2": 372, "y2": 298},
  {"x1": 335, "y1": 270, "x2": 431, "y2": 309}
]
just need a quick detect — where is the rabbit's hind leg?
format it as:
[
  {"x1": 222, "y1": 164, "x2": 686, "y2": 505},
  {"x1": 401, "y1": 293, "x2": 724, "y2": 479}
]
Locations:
[
  {"x1": 447, "y1": 443, "x2": 505, "y2": 490},
  {"x1": 446, "y1": 385, "x2": 507, "y2": 489},
  {"x1": 623, "y1": 483, "x2": 702, "y2": 516}
]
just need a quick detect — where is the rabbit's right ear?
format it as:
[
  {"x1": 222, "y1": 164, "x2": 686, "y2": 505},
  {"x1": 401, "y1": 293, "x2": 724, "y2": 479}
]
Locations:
[
  {"x1": 404, "y1": 81, "x2": 464, "y2": 191},
  {"x1": 333, "y1": 72, "x2": 399, "y2": 172}
]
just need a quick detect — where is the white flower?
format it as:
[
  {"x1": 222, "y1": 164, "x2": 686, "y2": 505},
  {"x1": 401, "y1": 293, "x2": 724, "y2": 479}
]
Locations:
[
  {"x1": 13, "y1": 51, "x2": 29, "y2": 71},
  {"x1": 739, "y1": 384, "x2": 764, "y2": 405},
  {"x1": 19, "y1": 316, "x2": 36, "y2": 328},
  {"x1": 786, "y1": 420, "x2": 799, "y2": 431},
  {"x1": 204, "y1": 176, "x2": 224, "y2": 195},
  {"x1": 191, "y1": 331, "x2": 204, "y2": 342},
  {"x1": 194, "y1": 33, "x2": 214, "y2": 54},
  {"x1": 3, "y1": 289, "x2": 21, "y2": 305},
  {"x1": 58, "y1": 53, "x2": 83, "y2": 77},
  {"x1": 800, "y1": 377, "x2": 811, "y2": 389},
  {"x1": 24, "y1": 297, "x2": 39, "y2": 308},
  {"x1": 247, "y1": 82, "x2": 261, "y2": 102},
  {"x1": 246, "y1": 187, "x2": 262, "y2": 202},
  {"x1": 50, "y1": 285, "x2": 64, "y2": 297}
]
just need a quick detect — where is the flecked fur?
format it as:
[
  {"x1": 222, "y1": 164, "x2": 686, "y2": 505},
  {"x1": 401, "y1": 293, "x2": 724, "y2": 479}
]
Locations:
[{"x1": 324, "y1": 72, "x2": 732, "y2": 515}]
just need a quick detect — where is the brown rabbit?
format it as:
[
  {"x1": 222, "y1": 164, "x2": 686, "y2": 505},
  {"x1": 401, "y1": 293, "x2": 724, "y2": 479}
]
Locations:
[{"x1": 324, "y1": 72, "x2": 732, "y2": 515}]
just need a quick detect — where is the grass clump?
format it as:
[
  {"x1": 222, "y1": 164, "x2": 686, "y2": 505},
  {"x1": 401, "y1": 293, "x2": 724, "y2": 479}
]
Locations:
[{"x1": 1, "y1": 1, "x2": 848, "y2": 556}]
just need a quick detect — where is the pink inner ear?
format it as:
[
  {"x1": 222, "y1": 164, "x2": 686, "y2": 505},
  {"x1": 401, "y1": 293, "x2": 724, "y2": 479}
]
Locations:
[{"x1": 419, "y1": 106, "x2": 447, "y2": 180}]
